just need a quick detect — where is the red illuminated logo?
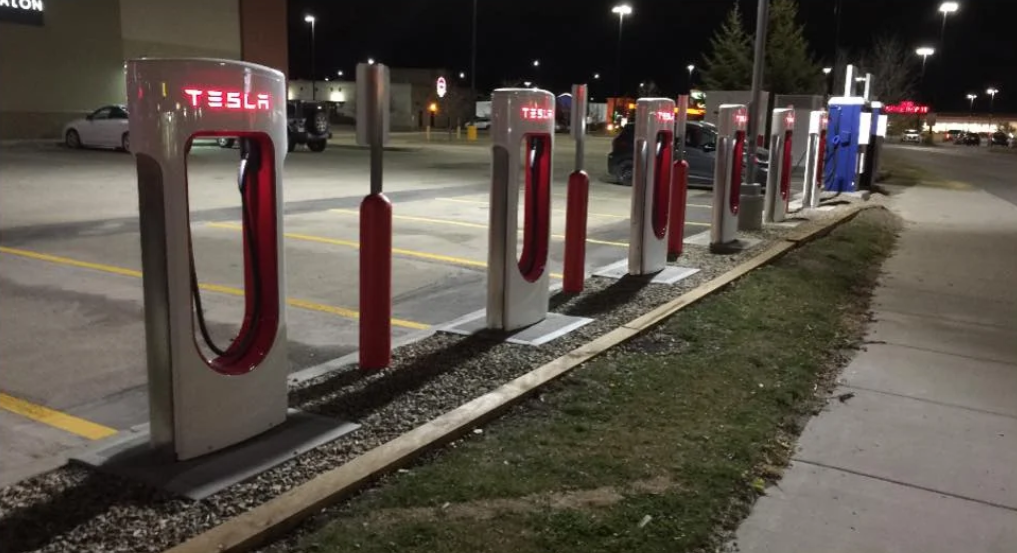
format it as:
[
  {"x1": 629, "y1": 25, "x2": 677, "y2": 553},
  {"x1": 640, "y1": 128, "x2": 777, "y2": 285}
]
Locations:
[
  {"x1": 521, "y1": 107, "x2": 553, "y2": 121},
  {"x1": 184, "y1": 88, "x2": 271, "y2": 111},
  {"x1": 655, "y1": 111, "x2": 675, "y2": 123},
  {"x1": 883, "y1": 100, "x2": 929, "y2": 115}
]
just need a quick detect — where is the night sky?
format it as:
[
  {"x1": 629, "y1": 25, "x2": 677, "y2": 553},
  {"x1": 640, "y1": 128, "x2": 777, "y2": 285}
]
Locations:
[{"x1": 287, "y1": 0, "x2": 1014, "y2": 114}]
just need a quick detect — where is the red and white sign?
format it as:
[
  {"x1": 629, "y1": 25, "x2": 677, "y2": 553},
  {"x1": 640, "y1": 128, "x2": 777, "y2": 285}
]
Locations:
[
  {"x1": 882, "y1": 100, "x2": 929, "y2": 115},
  {"x1": 183, "y1": 88, "x2": 271, "y2": 110},
  {"x1": 436, "y1": 76, "x2": 447, "y2": 98}
]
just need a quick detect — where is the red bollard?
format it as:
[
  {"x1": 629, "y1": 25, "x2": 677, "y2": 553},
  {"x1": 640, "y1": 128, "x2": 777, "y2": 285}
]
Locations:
[
  {"x1": 667, "y1": 160, "x2": 689, "y2": 258},
  {"x1": 562, "y1": 170, "x2": 590, "y2": 293},
  {"x1": 359, "y1": 193, "x2": 392, "y2": 371}
]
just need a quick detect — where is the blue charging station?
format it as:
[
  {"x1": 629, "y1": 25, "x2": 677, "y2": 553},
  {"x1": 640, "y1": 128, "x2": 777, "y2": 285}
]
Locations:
[{"x1": 823, "y1": 97, "x2": 864, "y2": 193}]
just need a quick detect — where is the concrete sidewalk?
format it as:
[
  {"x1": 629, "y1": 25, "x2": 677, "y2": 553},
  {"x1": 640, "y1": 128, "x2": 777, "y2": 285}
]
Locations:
[{"x1": 735, "y1": 185, "x2": 1017, "y2": 552}]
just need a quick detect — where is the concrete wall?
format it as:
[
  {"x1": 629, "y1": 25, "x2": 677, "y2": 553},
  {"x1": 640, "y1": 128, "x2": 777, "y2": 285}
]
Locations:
[
  {"x1": 119, "y1": 0, "x2": 240, "y2": 60},
  {"x1": 0, "y1": 0, "x2": 125, "y2": 139},
  {"x1": 0, "y1": 0, "x2": 260, "y2": 139}
]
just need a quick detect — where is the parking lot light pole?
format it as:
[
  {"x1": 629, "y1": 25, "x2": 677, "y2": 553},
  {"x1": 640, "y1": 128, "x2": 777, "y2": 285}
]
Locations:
[
  {"x1": 470, "y1": 0, "x2": 477, "y2": 112},
  {"x1": 304, "y1": 14, "x2": 316, "y2": 100},
  {"x1": 986, "y1": 87, "x2": 999, "y2": 135},
  {"x1": 611, "y1": 5, "x2": 632, "y2": 98},
  {"x1": 939, "y1": 2, "x2": 958, "y2": 44}
]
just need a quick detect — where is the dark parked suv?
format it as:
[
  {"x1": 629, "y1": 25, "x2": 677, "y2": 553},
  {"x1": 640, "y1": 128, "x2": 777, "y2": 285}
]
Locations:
[
  {"x1": 217, "y1": 100, "x2": 330, "y2": 152},
  {"x1": 607, "y1": 120, "x2": 769, "y2": 187}
]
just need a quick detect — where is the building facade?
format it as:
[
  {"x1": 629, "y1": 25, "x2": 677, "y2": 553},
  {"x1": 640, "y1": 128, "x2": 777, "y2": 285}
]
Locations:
[{"x1": 0, "y1": 0, "x2": 287, "y2": 139}]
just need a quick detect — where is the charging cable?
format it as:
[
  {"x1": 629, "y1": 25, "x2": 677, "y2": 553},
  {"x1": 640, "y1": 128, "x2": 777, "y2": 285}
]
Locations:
[{"x1": 190, "y1": 138, "x2": 264, "y2": 357}]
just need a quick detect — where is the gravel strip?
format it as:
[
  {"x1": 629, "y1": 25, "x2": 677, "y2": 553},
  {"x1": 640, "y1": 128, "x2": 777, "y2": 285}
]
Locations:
[{"x1": 0, "y1": 195, "x2": 880, "y2": 553}]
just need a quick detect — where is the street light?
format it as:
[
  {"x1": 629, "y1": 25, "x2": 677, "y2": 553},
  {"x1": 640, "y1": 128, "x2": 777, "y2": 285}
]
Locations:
[
  {"x1": 986, "y1": 87, "x2": 999, "y2": 131},
  {"x1": 304, "y1": 14, "x2": 316, "y2": 100},
  {"x1": 939, "y1": 2, "x2": 958, "y2": 43},
  {"x1": 915, "y1": 46, "x2": 935, "y2": 76},
  {"x1": 687, "y1": 64, "x2": 695, "y2": 87},
  {"x1": 594, "y1": 73, "x2": 600, "y2": 80},
  {"x1": 367, "y1": 57, "x2": 375, "y2": 65},
  {"x1": 337, "y1": 70, "x2": 344, "y2": 78},
  {"x1": 822, "y1": 67, "x2": 832, "y2": 74},
  {"x1": 612, "y1": 4, "x2": 632, "y2": 97},
  {"x1": 459, "y1": 71, "x2": 466, "y2": 79}
]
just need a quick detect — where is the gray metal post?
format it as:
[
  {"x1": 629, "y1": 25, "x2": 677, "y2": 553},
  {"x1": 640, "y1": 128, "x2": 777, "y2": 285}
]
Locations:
[
  {"x1": 357, "y1": 63, "x2": 390, "y2": 194},
  {"x1": 675, "y1": 94, "x2": 689, "y2": 162},
  {"x1": 740, "y1": 0, "x2": 769, "y2": 231},
  {"x1": 571, "y1": 84, "x2": 588, "y2": 172},
  {"x1": 368, "y1": 78, "x2": 383, "y2": 194},
  {"x1": 745, "y1": 0, "x2": 769, "y2": 188}
]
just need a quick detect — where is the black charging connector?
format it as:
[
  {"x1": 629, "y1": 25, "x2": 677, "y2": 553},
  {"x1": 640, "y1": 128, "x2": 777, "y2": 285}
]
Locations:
[{"x1": 190, "y1": 138, "x2": 264, "y2": 358}]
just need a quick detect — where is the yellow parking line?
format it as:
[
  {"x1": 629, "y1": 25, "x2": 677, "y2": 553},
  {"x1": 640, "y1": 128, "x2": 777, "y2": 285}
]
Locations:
[
  {"x1": 209, "y1": 222, "x2": 565, "y2": 280},
  {"x1": 432, "y1": 198, "x2": 709, "y2": 227},
  {"x1": 209, "y1": 222, "x2": 490, "y2": 270},
  {"x1": 0, "y1": 392, "x2": 117, "y2": 440},
  {"x1": 0, "y1": 246, "x2": 427, "y2": 330},
  {"x1": 328, "y1": 208, "x2": 629, "y2": 248},
  {"x1": 551, "y1": 191, "x2": 712, "y2": 209},
  {"x1": 434, "y1": 196, "x2": 627, "y2": 220},
  {"x1": 331, "y1": 209, "x2": 488, "y2": 230},
  {"x1": 0, "y1": 246, "x2": 143, "y2": 278}
]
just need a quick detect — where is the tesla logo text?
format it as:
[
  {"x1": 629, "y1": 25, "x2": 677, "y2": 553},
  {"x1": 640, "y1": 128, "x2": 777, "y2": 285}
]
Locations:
[
  {"x1": 655, "y1": 111, "x2": 675, "y2": 123},
  {"x1": 184, "y1": 89, "x2": 271, "y2": 111},
  {"x1": 521, "y1": 107, "x2": 553, "y2": 121}
]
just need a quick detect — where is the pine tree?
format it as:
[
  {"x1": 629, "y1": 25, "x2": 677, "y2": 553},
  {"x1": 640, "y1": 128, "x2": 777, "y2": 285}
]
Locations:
[
  {"x1": 701, "y1": 3, "x2": 754, "y2": 90},
  {"x1": 765, "y1": 0, "x2": 823, "y2": 94}
]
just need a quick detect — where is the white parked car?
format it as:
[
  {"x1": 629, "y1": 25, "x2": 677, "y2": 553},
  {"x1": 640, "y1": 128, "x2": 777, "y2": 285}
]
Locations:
[
  {"x1": 467, "y1": 117, "x2": 491, "y2": 130},
  {"x1": 63, "y1": 105, "x2": 131, "y2": 151},
  {"x1": 900, "y1": 129, "x2": 922, "y2": 143}
]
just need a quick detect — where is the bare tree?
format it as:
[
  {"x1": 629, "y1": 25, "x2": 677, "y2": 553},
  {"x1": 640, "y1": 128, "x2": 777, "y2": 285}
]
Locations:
[{"x1": 862, "y1": 34, "x2": 918, "y2": 103}]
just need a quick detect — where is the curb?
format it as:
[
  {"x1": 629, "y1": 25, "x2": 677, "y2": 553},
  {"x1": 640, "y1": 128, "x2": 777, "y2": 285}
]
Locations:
[{"x1": 163, "y1": 203, "x2": 878, "y2": 553}]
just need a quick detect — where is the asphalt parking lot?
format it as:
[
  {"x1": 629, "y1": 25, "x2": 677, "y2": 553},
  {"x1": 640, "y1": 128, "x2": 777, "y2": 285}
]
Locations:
[{"x1": 0, "y1": 131, "x2": 718, "y2": 483}]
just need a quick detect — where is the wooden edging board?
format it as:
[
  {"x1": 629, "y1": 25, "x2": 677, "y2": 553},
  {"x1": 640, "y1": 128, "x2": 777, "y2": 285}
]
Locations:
[{"x1": 164, "y1": 204, "x2": 874, "y2": 553}]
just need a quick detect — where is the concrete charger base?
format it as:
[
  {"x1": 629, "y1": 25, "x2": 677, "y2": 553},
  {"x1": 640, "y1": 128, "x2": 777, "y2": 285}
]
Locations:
[
  {"x1": 71, "y1": 409, "x2": 360, "y2": 500},
  {"x1": 441, "y1": 310, "x2": 594, "y2": 347}
]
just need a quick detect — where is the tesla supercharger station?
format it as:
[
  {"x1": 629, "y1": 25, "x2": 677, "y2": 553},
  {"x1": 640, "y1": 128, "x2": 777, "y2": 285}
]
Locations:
[
  {"x1": 486, "y1": 89, "x2": 554, "y2": 331},
  {"x1": 75, "y1": 58, "x2": 358, "y2": 499},
  {"x1": 127, "y1": 58, "x2": 289, "y2": 461},
  {"x1": 802, "y1": 110, "x2": 828, "y2": 209},
  {"x1": 763, "y1": 108, "x2": 795, "y2": 223},
  {"x1": 628, "y1": 98, "x2": 675, "y2": 275},
  {"x1": 710, "y1": 104, "x2": 749, "y2": 253}
]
